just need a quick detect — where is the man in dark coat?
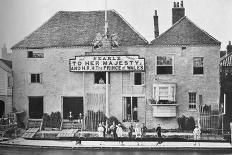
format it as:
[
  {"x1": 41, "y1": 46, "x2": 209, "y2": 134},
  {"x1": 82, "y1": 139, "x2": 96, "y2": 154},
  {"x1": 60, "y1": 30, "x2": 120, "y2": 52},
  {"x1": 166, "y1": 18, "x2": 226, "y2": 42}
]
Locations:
[{"x1": 156, "y1": 124, "x2": 162, "y2": 145}]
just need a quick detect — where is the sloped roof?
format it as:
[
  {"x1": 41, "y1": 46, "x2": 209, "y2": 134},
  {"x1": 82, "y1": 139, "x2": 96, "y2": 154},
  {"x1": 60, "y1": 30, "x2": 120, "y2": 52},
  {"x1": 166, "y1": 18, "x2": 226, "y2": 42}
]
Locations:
[
  {"x1": 151, "y1": 16, "x2": 221, "y2": 46},
  {"x1": 0, "y1": 59, "x2": 12, "y2": 69},
  {"x1": 12, "y1": 10, "x2": 148, "y2": 49}
]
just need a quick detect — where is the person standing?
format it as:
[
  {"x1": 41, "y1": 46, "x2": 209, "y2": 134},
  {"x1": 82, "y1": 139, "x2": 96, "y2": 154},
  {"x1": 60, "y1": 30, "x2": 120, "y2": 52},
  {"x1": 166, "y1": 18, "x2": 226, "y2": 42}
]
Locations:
[
  {"x1": 102, "y1": 122, "x2": 106, "y2": 138},
  {"x1": 110, "y1": 121, "x2": 117, "y2": 138},
  {"x1": 193, "y1": 125, "x2": 201, "y2": 146},
  {"x1": 156, "y1": 124, "x2": 162, "y2": 145},
  {"x1": 135, "y1": 124, "x2": 141, "y2": 138},
  {"x1": 141, "y1": 123, "x2": 147, "y2": 138},
  {"x1": 97, "y1": 123, "x2": 104, "y2": 137},
  {"x1": 128, "y1": 123, "x2": 133, "y2": 138},
  {"x1": 116, "y1": 124, "x2": 123, "y2": 137}
]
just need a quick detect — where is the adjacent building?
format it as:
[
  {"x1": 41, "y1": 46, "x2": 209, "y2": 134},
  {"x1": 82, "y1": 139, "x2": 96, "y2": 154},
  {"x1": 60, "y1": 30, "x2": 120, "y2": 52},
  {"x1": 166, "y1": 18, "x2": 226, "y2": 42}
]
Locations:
[
  {"x1": 11, "y1": 1, "x2": 221, "y2": 129},
  {"x1": 0, "y1": 59, "x2": 13, "y2": 118},
  {"x1": 220, "y1": 41, "x2": 232, "y2": 131}
]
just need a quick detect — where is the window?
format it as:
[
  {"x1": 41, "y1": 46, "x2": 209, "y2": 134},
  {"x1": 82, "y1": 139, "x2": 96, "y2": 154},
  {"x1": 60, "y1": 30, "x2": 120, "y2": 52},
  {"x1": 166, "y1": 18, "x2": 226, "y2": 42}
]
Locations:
[
  {"x1": 29, "y1": 96, "x2": 43, "y2": 119},
  {"x1": 27, "y1": 51, "x2": 44, "y2": 58},
  {"x1": 134, "y1": 72, "x2": 145, "y2": 85},
  {"x1": 31, "y1": 74, "x2": 42, "y2": 83},
  {"x1": 189, "y1": 92, "x2": 196, "y2": 110},
  {"x1": 193, "y1": 57, "x2": 204, "y2": 74},
  {"x1": 7, "y1": 76, "x2": 12, "y2": 87},
  {"x1": 27, "y1": 51, "x2": 33, "y2": 58},
  {"x1": 153, "y1": 84, "x2": 176, "y2": 104},
  {"x1": 157, "y1": 56, "x2": 173, "y2": 74},
  {"x1": 123, "y1": 97, "x2": 138, "y2": 121},
  {"x1": 94, "y1": 72, "x2": 110, "y2": 84}
]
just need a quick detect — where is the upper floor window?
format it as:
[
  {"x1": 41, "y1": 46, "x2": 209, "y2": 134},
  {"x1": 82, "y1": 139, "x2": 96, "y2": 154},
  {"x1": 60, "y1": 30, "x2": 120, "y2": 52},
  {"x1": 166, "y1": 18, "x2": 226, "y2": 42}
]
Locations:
[
  {"x1": 134, "y1": 72, "x2": 145, "y2": 85},
  {"x1": 27, "y1": 51, "x2": 44, "y2": 58},
  {"x1": 193, "y1": 57, "x2": 204, "y2": 75},
  {"x1": 157, "y1": 56, "x2": 173, "y2": 74},
  {"x1": 94, "y1": 72, "x2": 110, "y2": 84},
  {"x1": 189, "y1": 92, "x2": 197, "y2": 110},
  {"x1": 31, "y1": 73, "x2": 42, "y2": 83},
  {"x1": 27, "y1": 51, "x2": 33, "y2": 58},
  {"x1": 153, "y1": 84, "x2": 176, "y2": 104}
]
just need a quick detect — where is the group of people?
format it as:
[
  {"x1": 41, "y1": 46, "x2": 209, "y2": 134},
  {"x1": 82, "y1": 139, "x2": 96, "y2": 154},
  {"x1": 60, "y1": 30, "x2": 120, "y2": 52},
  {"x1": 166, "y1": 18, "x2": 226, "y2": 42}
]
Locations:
[
  {"x1": 98, "y1": 121, "x2": 162, "y2": 142},
  {"x1": 97, "y1": 121, "x2": 123, "y2": 138}
]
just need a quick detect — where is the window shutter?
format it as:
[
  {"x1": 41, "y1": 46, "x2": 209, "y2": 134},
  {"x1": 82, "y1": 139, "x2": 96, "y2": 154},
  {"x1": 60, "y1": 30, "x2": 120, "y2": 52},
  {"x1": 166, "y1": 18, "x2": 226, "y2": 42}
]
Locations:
[
  {"x1": 40, "y1": 74, "x2": 42, "y2": 83},
  {"x1": 141, "y1": 72, "x2": 145, "y2": 85},
  {"x1": 131, "y1": 72, "x2": 134, "y2": 85}
]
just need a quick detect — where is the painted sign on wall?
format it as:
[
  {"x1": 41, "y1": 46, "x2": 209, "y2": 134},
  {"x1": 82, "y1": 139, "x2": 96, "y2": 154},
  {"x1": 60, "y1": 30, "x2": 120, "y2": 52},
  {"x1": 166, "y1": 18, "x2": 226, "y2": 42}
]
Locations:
[{"x1": 69, "y1": 55, "x2": 145, "y2": 72}]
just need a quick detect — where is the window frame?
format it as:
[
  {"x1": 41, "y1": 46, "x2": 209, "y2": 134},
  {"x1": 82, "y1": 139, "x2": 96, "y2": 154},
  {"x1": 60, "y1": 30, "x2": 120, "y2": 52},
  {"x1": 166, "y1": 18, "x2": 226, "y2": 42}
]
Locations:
[
  {"x1": 188, "y1": 92, "x2": 197, "y2": 110},
  {"x1": 193, "y1": 57, "x2": 204, "y2": 75},
  {"x1": 30, "y1": 73, "x2": 42, "y2": 84},
  {"x1": 134, "y1": 72, "x2": 145, "y2": 85},
  {"x1": 152, "y1": 83, "x2": 176, "y2": 104},
  {"x1": 94, "y1": 72, "x2": 110, "y2": 84},
  {"x1": 156, "y1": 56, "x2": 174, "y2": 75},
  {"x1": 123, "y1": 97, "x2": 138, "y2": 121}
]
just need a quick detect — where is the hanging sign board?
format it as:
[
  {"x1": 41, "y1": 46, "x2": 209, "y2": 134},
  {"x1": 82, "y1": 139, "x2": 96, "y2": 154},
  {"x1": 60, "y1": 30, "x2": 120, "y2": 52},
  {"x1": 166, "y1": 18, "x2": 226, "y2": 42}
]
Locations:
[{"x1": 69, "y1": 55, "x2": 145, "y2": 72}]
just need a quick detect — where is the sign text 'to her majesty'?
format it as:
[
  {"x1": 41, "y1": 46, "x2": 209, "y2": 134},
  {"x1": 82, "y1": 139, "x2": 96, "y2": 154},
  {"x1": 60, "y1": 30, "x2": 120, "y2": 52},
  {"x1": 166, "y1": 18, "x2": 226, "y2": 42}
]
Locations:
[{"x1": 69, "y1": 55, "x2": 145, "y2": 72}]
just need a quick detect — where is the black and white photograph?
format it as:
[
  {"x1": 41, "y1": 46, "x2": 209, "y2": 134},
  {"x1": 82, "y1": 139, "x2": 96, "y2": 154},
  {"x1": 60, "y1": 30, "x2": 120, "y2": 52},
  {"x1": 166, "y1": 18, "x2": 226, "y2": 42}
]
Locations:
[{"x1": 0, "y1": 0, "x2": 232, "y2": 154}]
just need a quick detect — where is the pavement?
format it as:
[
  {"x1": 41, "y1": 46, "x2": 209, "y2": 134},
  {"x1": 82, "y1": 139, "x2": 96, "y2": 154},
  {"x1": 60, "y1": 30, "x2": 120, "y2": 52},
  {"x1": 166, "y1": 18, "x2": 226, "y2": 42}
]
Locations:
[{"x1": 0, "y1": 137, "x2": 231, "y2": 150}]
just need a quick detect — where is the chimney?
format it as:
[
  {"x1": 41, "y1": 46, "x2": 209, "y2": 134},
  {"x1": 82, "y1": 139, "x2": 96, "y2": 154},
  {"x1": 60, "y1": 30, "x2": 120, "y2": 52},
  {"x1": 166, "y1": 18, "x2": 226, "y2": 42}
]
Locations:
[
  {"x1": 227, "y1": 41, "x2": 232, "y2": 55},
  {"x1": 153, "y1": 10, "x2": 159, "y2": 38},
  {"x1": 172, "y1": 1, "x2": 185, "y2": 25}
]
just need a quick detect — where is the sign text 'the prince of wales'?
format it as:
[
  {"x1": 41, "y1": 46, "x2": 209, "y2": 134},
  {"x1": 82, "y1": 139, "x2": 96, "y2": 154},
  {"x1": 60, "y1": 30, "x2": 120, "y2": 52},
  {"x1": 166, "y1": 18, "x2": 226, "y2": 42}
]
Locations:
[{"x1": 70, "y1": 56, "x2": 145, "y2": 72}]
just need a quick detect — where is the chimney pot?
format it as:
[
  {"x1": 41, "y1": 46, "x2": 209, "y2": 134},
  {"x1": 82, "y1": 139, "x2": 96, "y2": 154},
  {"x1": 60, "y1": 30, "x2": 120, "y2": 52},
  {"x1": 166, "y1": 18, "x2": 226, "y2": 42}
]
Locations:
[
  {"x1": 172, "y1": 1, "x2": 185, "y2": 24},
  {"x1": 181, "y1": 1, "x2": 184, "y2": 7},
  {"x1": 227, "y1": 40, "x2": 232, "y2": 55},
  {"x1": 154, "y1": 10, "x2": 157, "y2": 16},
  {"x1": 153, "y1": 10, "x2": 159, "y2": 38},
  {"x1": 174, "y1": 2, "x2": 176, "y2": 8}
]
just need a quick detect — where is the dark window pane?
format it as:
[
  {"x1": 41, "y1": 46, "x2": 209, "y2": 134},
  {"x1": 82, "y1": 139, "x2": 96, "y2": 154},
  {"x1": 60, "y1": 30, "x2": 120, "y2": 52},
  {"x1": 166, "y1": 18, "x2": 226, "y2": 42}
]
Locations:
[
  {"x1": 193, "y1": 67, "x2": 204, "y2": 74},
  {"x1": 31, "y1": 74, "x2": 36, "y2": 83},
  {"x1": 132, "y1": 97, "x2": 138, "y2": 120},
  {"x1": 134, "y1": 72, "x2": 142, "y2": 85},
  {"x1": 63, "y1": 97, "x2": 83, "y2": 119},
  {"x1": 28, "y1": 51, "x2": 33, "y2": 58},
  {"x1": 29, "y1": 97, "x2": 43, "y2": 119},
  {"x1": 94, "y1": 72, "x2": 110, "y2": 84},
  {"x1": 157, "y1": 66, "x2": 172, "y2": 74}
]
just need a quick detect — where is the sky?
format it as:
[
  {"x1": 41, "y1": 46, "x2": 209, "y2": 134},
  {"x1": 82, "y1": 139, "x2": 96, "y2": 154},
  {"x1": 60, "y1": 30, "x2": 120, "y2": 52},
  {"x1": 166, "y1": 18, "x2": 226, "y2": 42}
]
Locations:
[{"x1": 0, "y1": 0, "x2": 231, "y2": 52}]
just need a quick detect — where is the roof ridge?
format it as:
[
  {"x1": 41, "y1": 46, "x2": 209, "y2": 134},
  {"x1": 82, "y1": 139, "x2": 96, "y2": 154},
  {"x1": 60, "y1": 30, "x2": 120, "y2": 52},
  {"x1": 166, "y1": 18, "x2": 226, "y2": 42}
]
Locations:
[
  {"x1": 112, "y1": 10, "x2": 148, "y2": 45},
  {"x1": 150, "y1": 16, "x2": 187, "y2": 44},
  {"x1": 184, "y1": 17, "x2": 220, "y2": 44},
  {"x1": 150, "y1": 16, "x2": 221, "y2": 45},
  {"x1": 11, "y1": 11, "x2": 61, "y2": 49}
]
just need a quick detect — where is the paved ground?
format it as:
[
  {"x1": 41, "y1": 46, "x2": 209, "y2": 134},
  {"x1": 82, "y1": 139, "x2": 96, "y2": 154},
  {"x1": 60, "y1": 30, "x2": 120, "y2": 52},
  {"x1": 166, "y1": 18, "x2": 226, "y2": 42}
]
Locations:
[{"x1": 0, "y1": 137, "x2": 231, "y2": 150}]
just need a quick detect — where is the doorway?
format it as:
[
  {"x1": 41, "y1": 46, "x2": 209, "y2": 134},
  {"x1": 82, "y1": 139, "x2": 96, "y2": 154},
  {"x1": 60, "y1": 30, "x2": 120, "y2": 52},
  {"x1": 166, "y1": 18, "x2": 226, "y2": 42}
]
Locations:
[
  {"x1": 0, "y1": 100, "x2": 5, "y2": 117},
  {"x1": 63, "y1": 97, "x2": 83, "y2": 119}
]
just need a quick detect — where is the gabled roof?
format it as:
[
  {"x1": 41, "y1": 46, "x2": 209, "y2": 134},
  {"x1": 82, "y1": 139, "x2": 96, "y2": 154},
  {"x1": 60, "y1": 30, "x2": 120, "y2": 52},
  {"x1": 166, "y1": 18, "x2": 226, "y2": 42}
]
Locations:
[
  {"x1": 151, "y1": 16, "x2": 221, "y2": 46},
  {"x1": 12, "y1": 10, "x2": 148, "y2": 49},
  {"x1": 0, "y1": 59, "x2": 12, "y2": 68}
]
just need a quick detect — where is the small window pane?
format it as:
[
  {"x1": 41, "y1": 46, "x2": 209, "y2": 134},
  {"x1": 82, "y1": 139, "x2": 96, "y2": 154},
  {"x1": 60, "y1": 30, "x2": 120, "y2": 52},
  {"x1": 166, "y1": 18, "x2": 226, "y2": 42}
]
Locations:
[
  {"x1": 157, "y1": 56, "x2": 173, "y2": 74},
  {"x1": 193, "y1": 57, "x2": 204, "y2": 74},
  {"x1": 134, "y1": 72, "x2": 142, "y2": 85}
]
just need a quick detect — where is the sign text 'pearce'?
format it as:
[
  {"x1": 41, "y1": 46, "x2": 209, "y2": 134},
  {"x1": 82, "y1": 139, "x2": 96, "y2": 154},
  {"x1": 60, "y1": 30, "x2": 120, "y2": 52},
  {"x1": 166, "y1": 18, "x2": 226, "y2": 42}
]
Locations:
[{"x1": 69, "y1": 56, "x2": 145, "y2": 72}]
